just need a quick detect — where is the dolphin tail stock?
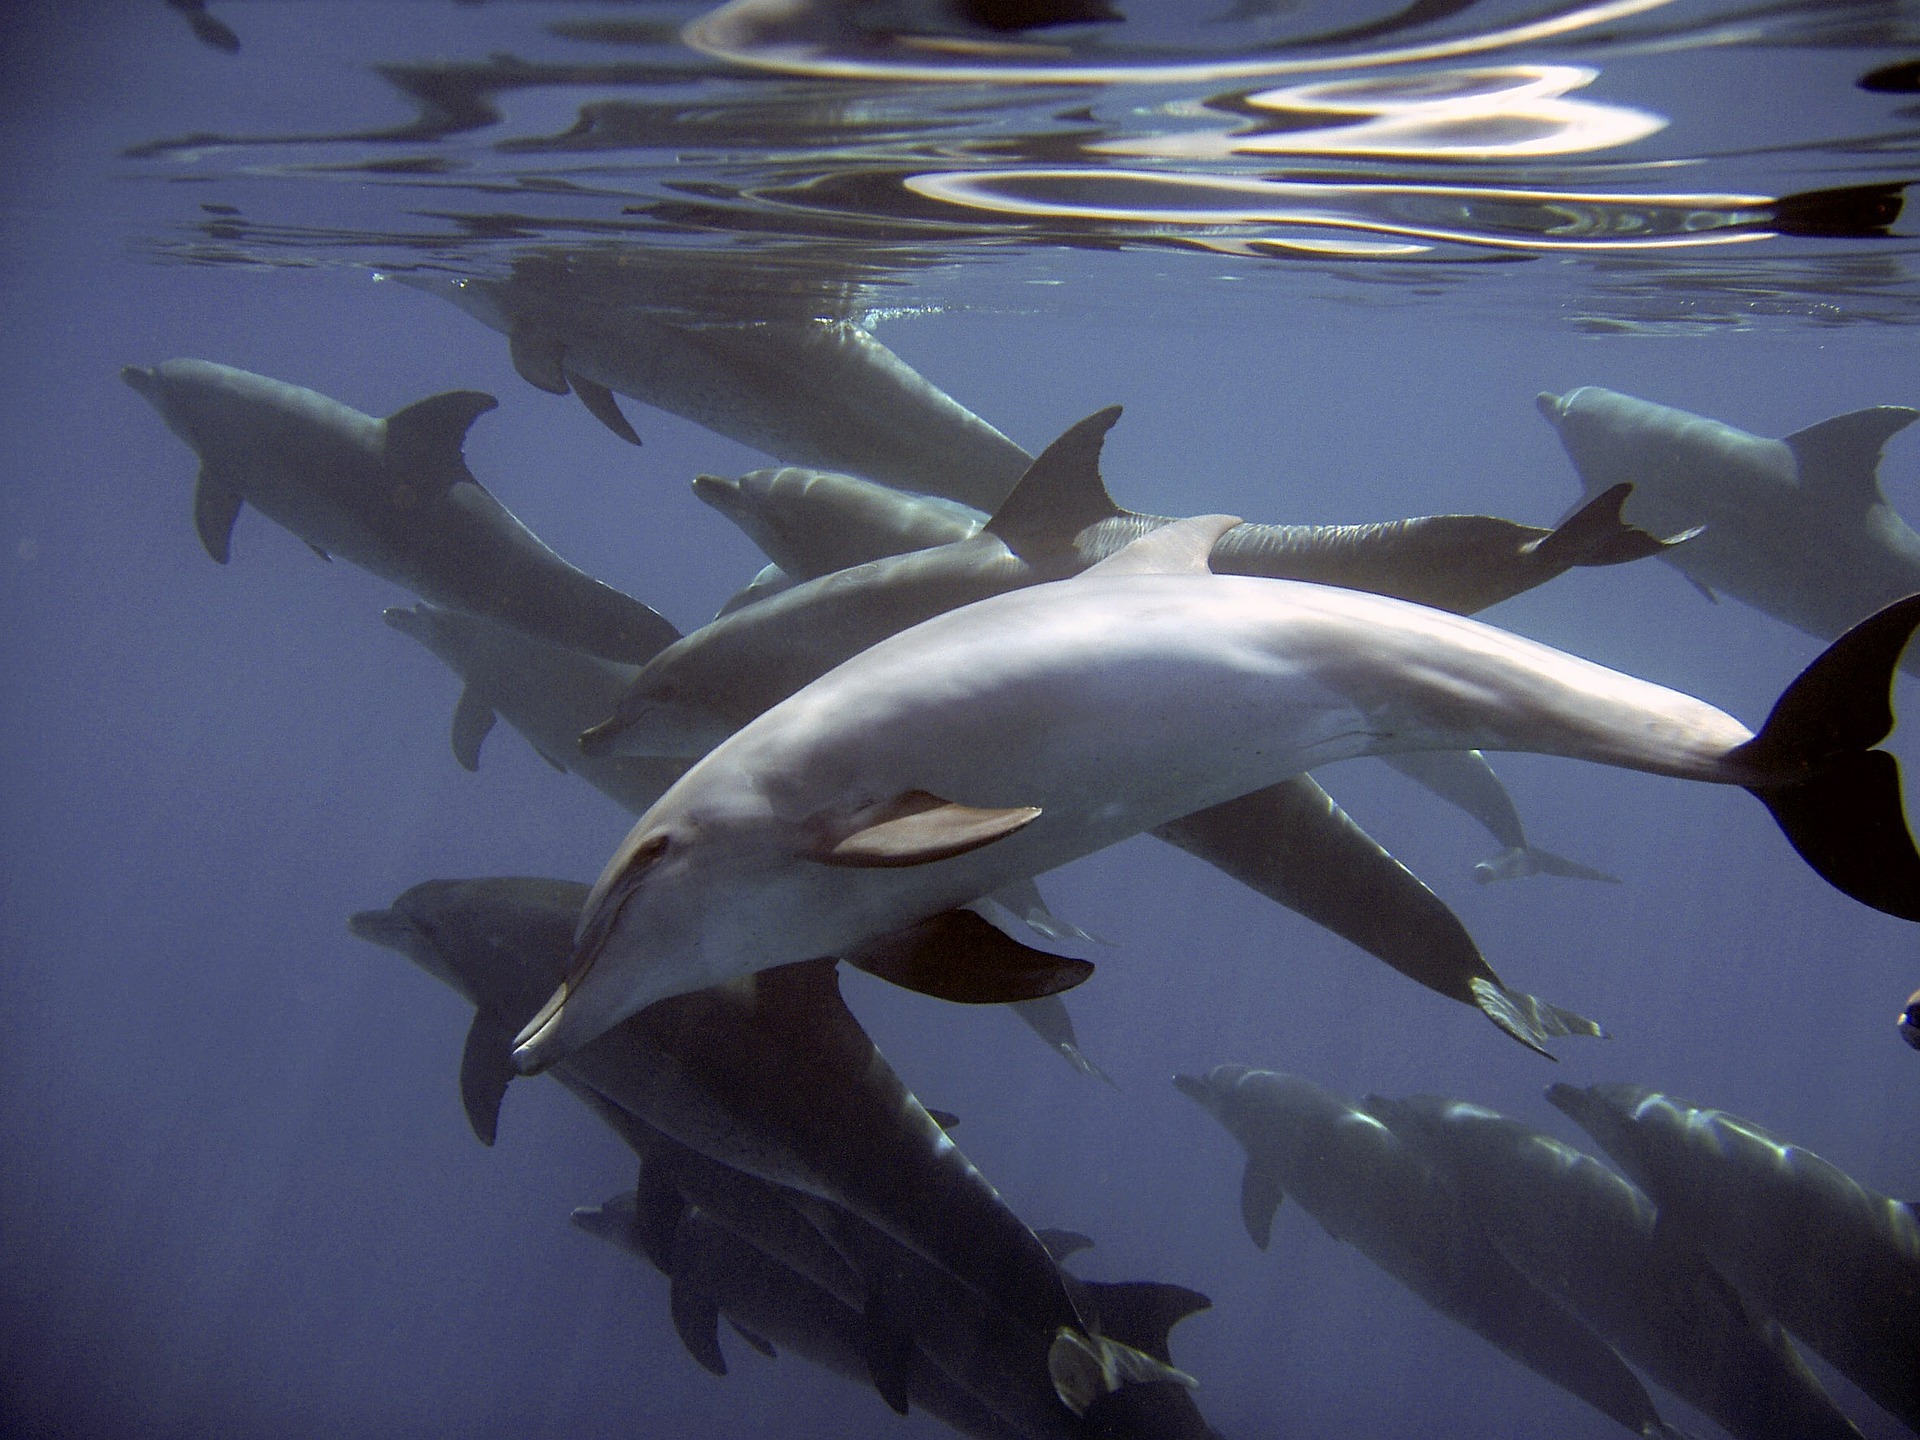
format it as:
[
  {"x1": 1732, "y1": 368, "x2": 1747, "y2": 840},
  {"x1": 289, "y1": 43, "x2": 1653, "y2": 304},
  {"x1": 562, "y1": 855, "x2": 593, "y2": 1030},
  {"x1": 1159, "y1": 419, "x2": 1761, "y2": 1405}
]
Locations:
[
  {"x1": 1730, "y1": 593, "x2": 1920, "y2": 921},
  {"x1": 1526, "y1": 482, "x2": 1698, "y2": 570},
  {"x1": 1472, "y1": 845, "x2": 1621, "y2": 885}
]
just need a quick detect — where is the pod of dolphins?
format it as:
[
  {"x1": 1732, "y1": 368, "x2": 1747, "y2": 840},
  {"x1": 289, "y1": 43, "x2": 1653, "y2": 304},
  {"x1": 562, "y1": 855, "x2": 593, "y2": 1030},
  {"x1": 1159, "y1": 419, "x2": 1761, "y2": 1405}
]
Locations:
[{"x1": 123, "y1": 277, "x2": 1920, "y2": 1437}]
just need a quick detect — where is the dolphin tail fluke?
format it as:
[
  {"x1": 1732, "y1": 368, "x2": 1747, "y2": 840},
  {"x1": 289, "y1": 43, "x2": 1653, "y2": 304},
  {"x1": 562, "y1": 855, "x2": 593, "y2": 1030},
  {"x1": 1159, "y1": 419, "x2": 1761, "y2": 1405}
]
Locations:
[
  {"x1": 1733, "y1": 594, "x2": 1920, "y2": 921},
  {"x1": 1472, "y1": 845, "x2": 1621, "y2": 885},
  {"x1": 1528, "y1": 482, "x2": 1691, "y2": 570},
  {"x1": 1469, "y1": 977, "x2": 1607, "y2": 1058}
]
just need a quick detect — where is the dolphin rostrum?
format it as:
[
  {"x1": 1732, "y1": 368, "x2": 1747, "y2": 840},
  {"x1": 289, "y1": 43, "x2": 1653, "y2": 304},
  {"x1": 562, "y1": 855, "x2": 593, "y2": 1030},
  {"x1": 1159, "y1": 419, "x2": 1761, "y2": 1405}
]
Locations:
[
  {"x1": 1173, "y1": 1066, "x2": 1686, "y2": 1439},
  {"x1": 122, "y1": 358, "x2": 678, "y2": 666},
  {"x1": 1365, "y1": 1092, "x2": 1865, "y2": 1440},
  {"x1": 1547, "y1": 1082, "x2": 1920, "y2": 1434},
  {"x1": 1539, "y1": 385, "x2": 1920, "y2": 671},
  {"x1": 515, "y1": 511, "x2": 1920, "y2": 1073}
]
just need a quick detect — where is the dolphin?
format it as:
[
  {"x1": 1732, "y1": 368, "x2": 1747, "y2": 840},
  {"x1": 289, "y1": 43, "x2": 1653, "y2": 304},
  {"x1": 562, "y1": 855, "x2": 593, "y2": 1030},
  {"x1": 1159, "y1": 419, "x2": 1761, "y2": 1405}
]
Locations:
[
  {"x1": 349, "y1": 877, "x2": 1095, "y2": 1348},
  {"x1": 1363, "y1": 1093, "x2": 1864, "y2": 1440},
  {"x1": 382, "y1": 603, "x2": 689, "y2": 816},
  {"x1": 1172, "y1": 1066, "x2": 1685, "y2": 1439},
  {"x1": 515, "y1": 511, "x2": 1920, "y2": 1072},
  {"x1": 121, "y1": 358, "x2": 678, "y2": 666},
  {"x1": 604, "y1": 406, "x2": 1683, "y2": 759},
  {"x1": 1538, "y1": 386, "x2": 1920, "y2": 672},
  {"x1": 405, "y1": 259, "x2": 1033, "y2": 509},
  {"x1": 1375, "y1": 750, "x2": 1620, "y2": 884},
  {"x1": 1903, "y1": 986, "x2": 1920, "y2": 1050},
  {"x1": 1547, "y1": 1082, "x2": 1920, "y2": 1434}
]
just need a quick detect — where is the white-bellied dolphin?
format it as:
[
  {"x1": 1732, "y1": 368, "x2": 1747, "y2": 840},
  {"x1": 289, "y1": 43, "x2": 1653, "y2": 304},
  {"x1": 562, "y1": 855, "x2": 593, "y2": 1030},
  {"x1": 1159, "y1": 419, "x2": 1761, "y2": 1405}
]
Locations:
[
  {"x1": 121, "y1": 358, "x2": 678, "y2": 666},
  {"x1": 407, "y1": 261, "x2": 1033, "y2": 509},
  {"x1": 350, "y1": 877, "x2": 1093, "y2": 1345},
  {"x1": 1547, "y1": 1082, "x2": 1920, "y2": 1434},
  {"x1": 1172, "y1": 1066, "x2": 1686, "y2": 1439},
  {"x1": 517, "y1": 510, "x2": 1920, "y2": 1073},
  {"x1": 1364, "y1": 1092, "x2": 1864, "y2": 1440},
  {"x1": 1539, "y1": 386, "x2": 1920, "y2": 671}
]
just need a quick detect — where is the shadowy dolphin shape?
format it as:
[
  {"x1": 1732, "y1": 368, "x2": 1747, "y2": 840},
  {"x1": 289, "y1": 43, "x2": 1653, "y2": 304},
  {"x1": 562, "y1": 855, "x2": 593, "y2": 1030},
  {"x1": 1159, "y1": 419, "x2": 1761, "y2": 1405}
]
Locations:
[
  {"x1": 1548, "y1": 1082, "x2": 1920, "y2": 1434},
  {"x1": 122, "y1": 358, "x2": 677, "y2": 666},
  {"x1": 1540, "y1": 386, "x2": 1920, "y2": 673},
  {"x1": 1173, "y1": 1066, "x2": 1687, "y2": 1439}
]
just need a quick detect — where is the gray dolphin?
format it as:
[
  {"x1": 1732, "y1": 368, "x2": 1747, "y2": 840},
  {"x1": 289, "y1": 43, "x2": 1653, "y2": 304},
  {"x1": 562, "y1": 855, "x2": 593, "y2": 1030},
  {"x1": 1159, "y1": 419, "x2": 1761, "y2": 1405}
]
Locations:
[
  {"x1": 519, "y1": 510, "x2": 1920, "y2": 1072},
  {"x1": 1364, "y1": 1093, "x2": 1864, "y2": 1440},
  {"x1": 606, "y1": 406, "x2": 1682, "y2": 758},
  {"x1": 348, "y1": 877, "x2": 1093, "y2": 1348},
  {"x1": 382, "y1": 603, "x2": 689, "y2": 816},
  {"x1": 121, "y1": 358, "x2": 677, "y2": 666},
  {"x1": 1547, "y1": 1082, "x2": 1920, "y2": 1434},
  {"x1": 1172, "y1": 1066, "x2": 1685, "y2": 1439},
  {"x1": 407, "y1": 261, "x2": 1032, "y2": 509},
  {"x1": 1539, "y1": 386, "x2": 1920, "y2": 672}
]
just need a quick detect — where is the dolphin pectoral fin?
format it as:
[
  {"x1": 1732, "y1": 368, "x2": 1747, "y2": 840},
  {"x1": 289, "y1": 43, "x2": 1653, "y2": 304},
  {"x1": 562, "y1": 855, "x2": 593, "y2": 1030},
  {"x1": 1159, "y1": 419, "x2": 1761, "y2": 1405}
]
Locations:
[
  {"x1": 1686, "y1": 574, "x2": 1720, "y2": 603},
  {"x1": 1469, "y1": 976, "x2": 1606, "y2": 1057},
  {"x1": 1083, "y1": 513, "x2": 1241, "y2": 578},
  {"x1": 1009, "y1": 994, "x2": 1115, "y2": 1083},
  {"x1": 307, "y1": 543, "x2": 332, "y2": 563},
  {"x1": 458, "y1": 1012, "x2": 518, "y2": 1147},
  {"x1": 1734, "y1": 593, "x2": 1920, "y2": 920},
  {"x1": 450, "y1": 686, "x2": 496, "y2": 772},
  {"x1": 382, "y1": 390, "x2": 499, "y2": 488},
  {"x1": 1472, "y1": 845, "x2": 1621, "y2": 885},
  {"x1": 565, "y1": 369, "x2": 643, "y2": 446},
  {"x1": 191, "y1": 472, "x2": 243, "y2": 563},
  {"x1": 816, "y1": 790, "x2": 1041, "y2": 868},
  {"x1": 859, "y1": 1278, "x2": 917, "y2": 1416},
  {"x1": 576, "y1": 708, "x2": 632, "y2": 758},
  {"x1": 983, "y1": 405, "x2": 1126, "y2": 558},
  {"x1": 1239, "y1": 1157, "x2": 1285, "y2": 1250},
  {"x1": 508, "y1": 326, "x2": 571, "y2": 394},
  {"x1": 923, "y1": 1108, "x2": 960, "y2": 1131},
  {"x1": 668, "y1": 1273, "x2": 728, "y2": 1377},
  {"x1": 726, "y1": 1321, "x2": 776, "y2": 1359},
  {"x1": 844, "y1": 909, "x2": 1094, "y2": 1004}
]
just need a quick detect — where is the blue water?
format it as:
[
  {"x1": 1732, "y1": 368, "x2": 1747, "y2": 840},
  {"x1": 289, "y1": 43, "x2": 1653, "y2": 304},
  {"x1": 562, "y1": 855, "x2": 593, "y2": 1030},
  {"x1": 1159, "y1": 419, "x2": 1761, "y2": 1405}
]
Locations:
[{"x1": 3, "y1": 4, "x2": 1917, "y2": 1438}]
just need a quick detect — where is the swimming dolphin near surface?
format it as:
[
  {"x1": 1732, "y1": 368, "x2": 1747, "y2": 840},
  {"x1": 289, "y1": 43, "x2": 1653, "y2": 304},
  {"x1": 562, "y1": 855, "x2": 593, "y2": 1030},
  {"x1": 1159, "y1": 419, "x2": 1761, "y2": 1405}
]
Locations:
[
  {"x1": 349, "y1": 877, "x2": 1095, "y2": 1349},
  {"x1": 516, "y1": 510, "x2": 1920, "y2": 1074},
  {"x1": 121, "y1": 358, "x2": 678, "y2": 666},
  {"x1": 1547, "y1": 1082, "x2": 1920, "y2": 1434},
  {"x1": 1539, "y1": 386, "x2": 1920, "y2": 672},
  {"x1": 1363, "y1": 1093, "x2": 1864, "y2": 1440},
  {"x1": 405, "y1": 262, "x2": 1033, "y2": 509},
  {"x1": 1172, "y1": 1066, "x2": 1687, "y2": 1439}
]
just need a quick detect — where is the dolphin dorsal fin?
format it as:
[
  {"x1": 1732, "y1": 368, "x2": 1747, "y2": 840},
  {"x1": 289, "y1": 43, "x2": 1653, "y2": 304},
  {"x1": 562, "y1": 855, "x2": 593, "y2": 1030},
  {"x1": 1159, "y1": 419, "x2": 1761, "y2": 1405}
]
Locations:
[
  {"x1": 383, "y1": 390, "x2": 499, "y2": 489},
  {"x1": 458, "y1": 1011, "x2": 518, "y2": 1147},
  {"x1": 1082, "y1": 513, "x2": 1240, "y2": 578},
  {"x1": 1783, "y1": 406, "x2": 1918, "y2": 509},
  {"x1": 984, "y1": 406, "x2": 1127, "y2": 558},
  {"x1": 1036, "y1": 1227, "x2": 1095, "y2": 1263}
]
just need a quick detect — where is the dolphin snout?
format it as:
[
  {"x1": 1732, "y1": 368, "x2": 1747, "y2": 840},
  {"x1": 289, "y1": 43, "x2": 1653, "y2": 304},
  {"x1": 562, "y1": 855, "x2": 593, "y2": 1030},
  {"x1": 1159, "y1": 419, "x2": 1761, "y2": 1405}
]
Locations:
[
  {"x1": 121, "y1": 364, "x2": 156, "y2": 395},
  {"x1": 690, "y1": 474, "x2": 743, "y2": 516},
  {"x1": 347, "y1": 907, "x2": 414, "y2": 948},
  {"x1": 1535, "y1": 390, "x2": 1568, "y2": 425}
]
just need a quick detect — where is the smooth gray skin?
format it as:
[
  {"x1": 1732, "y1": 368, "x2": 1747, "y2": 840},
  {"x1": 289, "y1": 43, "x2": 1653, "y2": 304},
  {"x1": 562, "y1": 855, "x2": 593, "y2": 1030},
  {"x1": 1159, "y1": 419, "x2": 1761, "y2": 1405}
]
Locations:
[
  {"x1": 121, "y1": 359, "x2": 678, "y2": 666},
  {"x1": 347, "y1": 877, "x2": 1085, "y2": 1340},
  {"x1": 409, "y1": 269, "x2": 1033, "y2": 509},
  {"x1": 1540, "y1": 386, "x2": 1920, "y2": 673},
  {"x1": 609, "y1": 407, "x2": 1680, "y2": 758},
  {"x1": 381, "y1": 602, "x2": 1106, "y2": 1075},
  {"x1": 1172, "y1": 1066, "x2": 1682, "y2": 1439},
  {"x1": 1363, "y1": 1094, "x2": 1863, "y2": 1440},
  {"x1": 698, "y1": 462, "x2": 1619, "y2": 888},
  {"x1": 529, "y1": 511, "x2": 1878, "y2": 1073},
  {"x1": 382, "y1": 604, "x2": 689, "y2": 816},
  {"x1": 1548, "y1": 1082, "x2": 1920, "y2": 1434}
]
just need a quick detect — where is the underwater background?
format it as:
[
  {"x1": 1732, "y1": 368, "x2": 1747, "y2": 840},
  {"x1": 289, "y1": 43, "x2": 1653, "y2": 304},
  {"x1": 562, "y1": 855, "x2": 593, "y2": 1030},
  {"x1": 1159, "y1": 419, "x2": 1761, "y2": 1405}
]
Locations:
[{"x1": 2, "y1": 3, "x2": 1916, "y2": 1437}]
